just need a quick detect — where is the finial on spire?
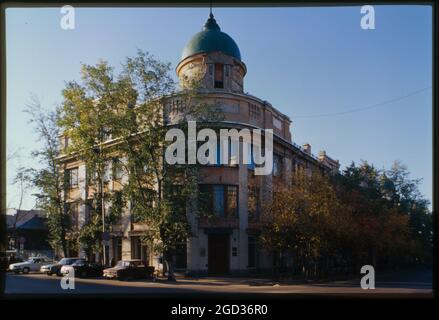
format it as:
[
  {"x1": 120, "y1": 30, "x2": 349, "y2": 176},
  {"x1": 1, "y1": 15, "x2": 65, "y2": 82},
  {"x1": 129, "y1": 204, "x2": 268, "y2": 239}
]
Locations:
[
  {"x1": 209, "y1": 1, "x2": 213, "y2": 18},
  {"x1": 203, "y1": 2, "x2": 220, "y2": 31}
]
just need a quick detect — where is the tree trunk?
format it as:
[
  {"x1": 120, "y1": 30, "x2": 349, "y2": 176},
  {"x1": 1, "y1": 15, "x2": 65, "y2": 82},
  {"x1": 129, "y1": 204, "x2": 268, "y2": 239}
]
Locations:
[{"x1": 166, "y1": 253, "x2": 176, "y2": 281}]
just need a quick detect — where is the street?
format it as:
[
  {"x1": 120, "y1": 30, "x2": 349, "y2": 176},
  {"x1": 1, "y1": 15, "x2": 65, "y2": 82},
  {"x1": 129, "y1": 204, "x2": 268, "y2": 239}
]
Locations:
[{"x1": 3, "y1": 267, "x2": 433, "y2": 297}]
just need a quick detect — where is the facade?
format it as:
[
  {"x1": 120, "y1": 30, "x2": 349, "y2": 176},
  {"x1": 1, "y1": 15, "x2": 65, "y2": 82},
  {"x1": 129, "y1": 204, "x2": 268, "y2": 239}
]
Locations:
[{"x1": 58, "y1": 13, "x2": 339, "y2": 276}]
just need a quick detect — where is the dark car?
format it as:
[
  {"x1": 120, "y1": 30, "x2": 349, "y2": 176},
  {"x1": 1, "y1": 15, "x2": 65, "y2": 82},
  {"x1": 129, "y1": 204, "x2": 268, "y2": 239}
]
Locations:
[
  {"x1": 103, "y1": 260, "x2": 154, "y2": 281},
  {"x1": 41, "y1": 257, "x2": 79, "y2": 276},
  {"x1": 60, "y1": 259, "x2": 104, "y2": 278}
]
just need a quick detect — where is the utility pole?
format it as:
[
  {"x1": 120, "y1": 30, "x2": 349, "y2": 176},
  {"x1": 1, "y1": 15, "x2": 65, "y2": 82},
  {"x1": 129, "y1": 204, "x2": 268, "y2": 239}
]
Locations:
[
  {"x1": 100, "y1": 142, "x2": 106, "y2": 267},
  {"x1": 95, "y1": 138, "x2": 106, "y2": 267}
]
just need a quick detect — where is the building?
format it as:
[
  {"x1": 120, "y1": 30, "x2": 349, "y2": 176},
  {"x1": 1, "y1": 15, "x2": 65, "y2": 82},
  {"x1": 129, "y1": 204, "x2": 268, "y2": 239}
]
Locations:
[
  {"x1": 57, "y1": 13, "x2": 339, "y2": 276},
  {"x1": 6, "y1": 209, "x2": 53, "y2": 259}
]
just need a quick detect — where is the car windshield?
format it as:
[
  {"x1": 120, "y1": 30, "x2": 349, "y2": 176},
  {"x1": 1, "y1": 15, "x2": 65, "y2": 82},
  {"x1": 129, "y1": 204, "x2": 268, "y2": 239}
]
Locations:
[
  {"x1": 26, "y1": 258, "x2": 36, "y2": 263},
  {"x1": 59, "y1": 258, "x2": 76, "y2": 265},
  {"x1": 73, "y1": 260, "x2": 86, "y2": 266},
  {"x1": 116, "y1": 261, "x2": 130, "y2": 268}
]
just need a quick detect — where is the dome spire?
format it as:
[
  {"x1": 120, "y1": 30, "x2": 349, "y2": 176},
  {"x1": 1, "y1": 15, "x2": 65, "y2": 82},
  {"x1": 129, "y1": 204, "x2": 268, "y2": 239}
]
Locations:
[{"x1": 204, "y1": 3, "x2": 220, "y2": 31}]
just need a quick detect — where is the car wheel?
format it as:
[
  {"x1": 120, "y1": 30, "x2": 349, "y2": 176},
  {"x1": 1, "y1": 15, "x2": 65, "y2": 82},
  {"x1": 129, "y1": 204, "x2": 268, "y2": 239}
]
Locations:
[
  {"x1": 14, "y1": 270, "x2": 20, "y2": 274},
  {"x1": 47, "y1": 271, "x2": 52, "y2": 276},
  {"x1": 22, "y1": 267, "x2": 30, "y2": 274}
]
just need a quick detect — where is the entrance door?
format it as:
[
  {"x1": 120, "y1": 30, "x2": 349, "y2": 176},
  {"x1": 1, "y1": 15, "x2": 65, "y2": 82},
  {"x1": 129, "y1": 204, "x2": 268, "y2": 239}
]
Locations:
[
  {"x1": 112, "y1": 237, "x2": 122, "y2": 266},
  {"x1": 131, "y1": 236, "x2": 148, "y2": 264},
  {"x1": 208, "y1": 234, "x2": 230, "y2": 275}
]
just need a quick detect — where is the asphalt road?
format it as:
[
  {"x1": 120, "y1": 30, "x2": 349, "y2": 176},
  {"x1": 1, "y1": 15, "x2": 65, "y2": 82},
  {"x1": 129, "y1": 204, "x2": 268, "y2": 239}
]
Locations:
[{"x1": 3, "y1": 267, "x2": 432, "y2": 297}]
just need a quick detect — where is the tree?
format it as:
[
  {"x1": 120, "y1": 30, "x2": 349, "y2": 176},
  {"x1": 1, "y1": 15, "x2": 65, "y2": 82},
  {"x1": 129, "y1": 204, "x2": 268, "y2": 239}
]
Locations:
[
  {"x1": 260, "y1": 169, "x2": 347, "y2": 279},
  {"x1": 21, "y1": 98, "x2": 69, "y2": 257},
  {"x1": 8, "y1": 167, "x2": 32, "y2": 252},
  {"x1": 335, "y1": 161, "x2": 386, "y2": 270},
  {"x1": 111, "y1": 51, "x2": 219, "y2": 280},
  {"x1": 260, "y1": 159, "x2": 431, "y2": 280},
  {"x1": 58, "y1": 50, "x2": 219, "y2": 278},
  {"x1": 58, "y1": 58, "x2": 136, "y2": 263},
  {"x1": 337, "y1": 160, "x2": 431, "y2": 269},
  {"x1": 12, "y1": 167, "x2": 32, "y2": 212},
  {"x1": 384, "y1": 161, "x2": 432, "y2": 265}
]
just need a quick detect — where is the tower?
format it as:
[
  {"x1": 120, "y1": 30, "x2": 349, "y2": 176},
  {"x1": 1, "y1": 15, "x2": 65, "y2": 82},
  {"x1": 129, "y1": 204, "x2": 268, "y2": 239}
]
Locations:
[{"x1": 176, "y1": 13, "x2": 247, "y2": 93}]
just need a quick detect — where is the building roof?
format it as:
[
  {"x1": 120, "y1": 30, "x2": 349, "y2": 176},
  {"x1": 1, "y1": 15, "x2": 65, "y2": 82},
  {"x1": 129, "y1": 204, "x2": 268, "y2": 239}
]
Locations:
[
  {"x1": 181, "y1": 13, "x2": 241, "y2": 61},
  {"x1": 6, "y1": 209, "x2": 47, "y2": 230}
]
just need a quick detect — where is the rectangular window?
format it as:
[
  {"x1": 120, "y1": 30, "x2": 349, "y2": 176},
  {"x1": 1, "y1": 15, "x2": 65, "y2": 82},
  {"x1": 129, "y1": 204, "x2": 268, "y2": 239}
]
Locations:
[
  {"x1": 273, "y1": 154, "x2": 282, "y2": 176},
  {"x1": 64, "y1": 136, "x2": 69, "y2": 150},
  {"x1": 248, "y1": 185, "x2": 260, "y2": 220},
  {"x1": 199, "y1": 185, "x2": 238, "y2": 218},
  {"x1": 70, "y1": 202, "x2": 79, "y2": 229},
  {"x1": 226, "y1": 186, "x2": 238, "y2": 217},
  {"x1": 214, "y1": 63, "x2": 224, "y2": 88},
  {"x1": 102, "y1": 126, "x2": 111, "y2": 141},
  {"x1": 112, "y1": 158, "x2": 123, "y2": 181},
  {"x1": 86, "y1": 166, "x2": 97, "y2": 186},
  {"x1": 273, "y1": 116, "x2": 283, "y2": 130},
  {"x1": 85, "y1": 200, "x2": 92, "y2": 222},
  {"x1": 103, "y1": 161, "x2": 111, "y2": 182},
  {"x1": 249, "y1": 104, "x2": 261, "y2": 119},
  {"x1": 207, "y1": 138, "x2": 236, "y2": 166},
  {"x1": 69, "y1": 168, "x2": 78, "y2": 188},
  {"x1": 213, "y1": 185, "x2": 225, "y2": 217},
  {"x1": 215, "y1": 139, "x2": 223, "y2": 165},
  {"x1": 248, "y1": 236, "x2": 257, "y2": 268}
]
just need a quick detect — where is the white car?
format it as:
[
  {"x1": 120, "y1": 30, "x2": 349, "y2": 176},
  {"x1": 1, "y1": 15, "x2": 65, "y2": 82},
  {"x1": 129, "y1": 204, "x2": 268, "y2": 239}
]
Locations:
[{"x1": 9, "y1": 257, "x2": 53, "y2": 274}]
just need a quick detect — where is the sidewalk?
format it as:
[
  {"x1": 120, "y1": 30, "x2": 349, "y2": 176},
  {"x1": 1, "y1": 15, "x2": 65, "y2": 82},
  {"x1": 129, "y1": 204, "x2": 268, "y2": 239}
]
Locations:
[{"x1": 153, "y1": 275, "x2": 359, "y2": 287}]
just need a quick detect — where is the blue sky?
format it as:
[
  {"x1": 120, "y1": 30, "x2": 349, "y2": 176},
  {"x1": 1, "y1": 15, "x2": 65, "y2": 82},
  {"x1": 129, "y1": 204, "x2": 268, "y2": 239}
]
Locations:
[{"x1": 6, "y1": 6, "x2": 432, "y2": 210}]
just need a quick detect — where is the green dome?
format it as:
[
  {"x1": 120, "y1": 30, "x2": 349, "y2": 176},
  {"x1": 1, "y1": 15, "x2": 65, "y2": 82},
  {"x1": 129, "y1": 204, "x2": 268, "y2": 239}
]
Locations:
[{"x1": 181, "y1": 13, "x2": 241, "y2": 61}]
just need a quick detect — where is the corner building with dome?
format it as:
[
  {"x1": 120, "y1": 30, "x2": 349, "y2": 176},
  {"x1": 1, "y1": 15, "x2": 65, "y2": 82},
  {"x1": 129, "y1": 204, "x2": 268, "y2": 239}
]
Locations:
[
  {"x1": 58, "y1": 13, "x2": 340, "y2": 276},
  {"x1": 171, "y1": 13, "x2": 340, "y2": 275}
]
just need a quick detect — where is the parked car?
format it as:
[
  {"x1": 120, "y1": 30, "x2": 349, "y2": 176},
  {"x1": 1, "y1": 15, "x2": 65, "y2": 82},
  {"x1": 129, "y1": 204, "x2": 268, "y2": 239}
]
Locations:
[
  {"x1": 4, "y1": 251, "x2": 22, "y2": 271},
  {"x1": 103, "y1": 260, "x2": 154, "y2": 281},
  {"x1": 40, "y1": 257, "x2": 79, "y2": 276},
  {"x1": 9, "y1": 257, "x2": 53, "y2": 274},
  {"x1": 60, "y1": 259, "x2": 104, "y2": 278}
]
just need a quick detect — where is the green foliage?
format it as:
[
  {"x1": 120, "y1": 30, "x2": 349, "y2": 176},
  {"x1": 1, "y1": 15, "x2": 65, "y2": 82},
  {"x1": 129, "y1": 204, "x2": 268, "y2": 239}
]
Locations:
[
  {"x1": 260, "y1": 160, "x2": 432, "y2": 279},
  {"x1": 56, "y1": 50, "x2": 218, "y2": 276},
  {"x1": 18, "y1": 99, "x2": 69, "y2": 256}
]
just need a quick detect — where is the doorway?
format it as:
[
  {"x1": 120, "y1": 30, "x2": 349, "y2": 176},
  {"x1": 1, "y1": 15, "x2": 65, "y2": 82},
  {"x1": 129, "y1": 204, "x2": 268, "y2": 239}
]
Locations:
[
  {"x1": 111, "y1": 237, "x2": 122, "y2": 266},
  {"x1": 208, "y1": 234, "x2": 230, "y2": 275},
  {"x1": 131, "y1": 236, "x2": 148, "y2": 264}
]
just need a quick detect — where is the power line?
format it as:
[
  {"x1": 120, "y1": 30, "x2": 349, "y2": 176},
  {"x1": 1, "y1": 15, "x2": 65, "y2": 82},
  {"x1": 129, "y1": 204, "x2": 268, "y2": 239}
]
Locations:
[{"x1": 291, "y1": 86, "x2": 432, "y2": 119}]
